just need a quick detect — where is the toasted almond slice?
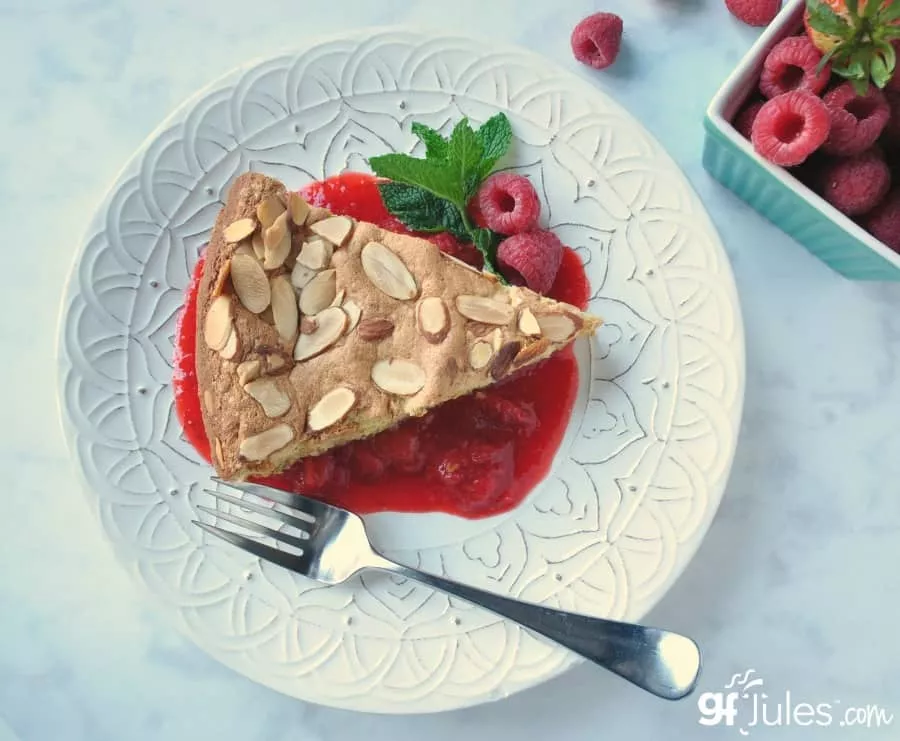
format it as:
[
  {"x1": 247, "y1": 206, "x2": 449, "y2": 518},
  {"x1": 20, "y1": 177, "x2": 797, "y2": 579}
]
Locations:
[
  {"x1": 237, "y1": 359, "x2": 262, "y2": 385},
  {"x1": 224, "y1": 218, "x2": 257, "y2": 243},
  {"x1": 244, "y1": 378, "x2": 291, "y2": 418},
  {"x1": 357, "y1": 318, "x2": 394, "y2": 342},
  {"x1": 257, "y1": 196, "x2": 286, "y2": 228},
  {"x1": 251, "y1": 233, "x2": 266, "y2": 260},
  {"x1": 518, "y1": 307, "x2": 541, "y2": 337},
  {"x1": 291, "y1": 262, "x2": 318, "y2": 290},
  {"x1": 264, "y1": 211, "x2": 289, "y2": 252},
  {"x1": 234, "y1": 241, "x2": 255, "y2": 258},
  {"x1": 214, "y1": 438, "x2": 224, "y2": 466},
  {"x1": 372, "y1": 359, "x2": 426, "y2": 396},
  {"x1": 456, "y1": 295, "x2": 514, "y2": 325},
  {"x1": 361, "y1": 241, "x2": 418, "y2": 301},
  {"x1": 298, "y1": 269, "x2": 336, "y2": 315},
  {"x1": 270, "y1": 275, "x2": 299, "y2": 342},
  {"x1": 267, "y1": 354, "x2": 287, "y2": 372},
  {"x1": 264, "y1": 232, "x2": 291, "y2": 270},
  {"x1": 515, "y1": 337, "x2": 551, "y2": 366},
  {"x1": 238, "y1": 424, "x2": 294, "y2": 461},
  {"x1": 230, "y1": 254, "x2": 271, "y2": 313},
  {"x1": 536, "y1": 312, "x2": 577, "y2": 342},
  {"x1": 416, "y1": 296, "x2": 450, "y2": 344},
  {"x1": 308, "y1": 387, "x2": 356, "y2": 432},
  {"x1": 343, "y1": 299, "x2": 362, "y2": 335},
  {"x1": 331, "y1": 289, "x2": 346, "y2": 308},
  {"x1": 490, "y1": 327, "x2": 504, "y2": 352},
  {"x1": 293, "y1": 306, "x2": 347, "y2": 362},
  {"x1": 219, "y1": 326, "x2": 239, "y2": 360},
  {"x1": 288, "y1": 192, "x2": 311, "y2": 226},
  {"x1": 310, "y1": 215, "x2": 353, "y2": 246},
  {"x1": 469, "y1": 341, "x2": 494, "y2": 370},
  {"x1": 491, "y1": 341, "x2": 522, "y2": 380},
  {"x1": 297, "y1": 237, "x2": 333, "y2": 270},
  {"x1": 204, "y1": 296, "x2": 233, "y2": 351}
]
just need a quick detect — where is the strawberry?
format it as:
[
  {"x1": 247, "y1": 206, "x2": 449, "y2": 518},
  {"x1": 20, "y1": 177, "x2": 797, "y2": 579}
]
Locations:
[{"x1": 804, "y1": 0, "x2": 900, "y2": 92}]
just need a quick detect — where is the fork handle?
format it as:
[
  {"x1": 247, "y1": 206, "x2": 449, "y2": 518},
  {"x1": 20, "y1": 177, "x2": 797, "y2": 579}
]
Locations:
[{"x1": 372, "y1": 557, "x2": 701, "y2": 700}]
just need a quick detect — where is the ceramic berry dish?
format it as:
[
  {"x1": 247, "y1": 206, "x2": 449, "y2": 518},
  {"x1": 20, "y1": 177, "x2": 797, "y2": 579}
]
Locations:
[{"x1": 704, "y1": 0, "x2": 900, "y2": 280}]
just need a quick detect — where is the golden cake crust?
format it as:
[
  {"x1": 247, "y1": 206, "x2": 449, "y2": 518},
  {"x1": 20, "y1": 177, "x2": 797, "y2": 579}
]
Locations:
[{"x1": 195, "y1": 172, "x2": 601, "y2": 480}]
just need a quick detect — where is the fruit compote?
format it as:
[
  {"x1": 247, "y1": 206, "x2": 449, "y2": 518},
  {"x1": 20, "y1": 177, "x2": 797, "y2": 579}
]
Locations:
[{"x1": 173, "y1": 174, "x2": 590, "y2": 519}]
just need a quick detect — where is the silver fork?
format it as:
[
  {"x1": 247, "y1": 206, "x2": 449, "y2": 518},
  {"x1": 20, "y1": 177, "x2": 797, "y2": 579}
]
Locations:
[{"x1": 194, "y1": 479, "x2": 702, "y2": 700}]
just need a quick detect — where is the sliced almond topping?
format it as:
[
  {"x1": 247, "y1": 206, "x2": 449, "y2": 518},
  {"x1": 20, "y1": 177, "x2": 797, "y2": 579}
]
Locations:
[
  {"x1": 293, "y1": 306, "x2": 347, "y2": 362},
  {"x1": 204, "y1": 296, "x2": 232, "y2": 351},
  {"x1": 264, "y1": 232, "x2": 291, "y2": 271},
  {"x1": 244, "y1": 378, "x2": 291, "y2": 418},
  {"x1": 263, "y1": 211, "x2": 288, "y2": 254},
  {"x1": 331, "y1": 289, "x2": 346, "y2": 308},
  {"x1": 308, "y1": 387, "x2": 356, "y2": 432},
  {"x1": 234, "y1": 242, "x2": 255, "y2": 258},
  {"x1": 270, "y1": 275, "x2": 299, "y2": 342},
  {"x1": 203, "y1": 390, "x2": 214, "y2": 414},
  {"x1": 219, "y1": 327, "x2": 239, "y2": 360},
  {"x1": 343, "y1": 299, "x2": 362, "y2": 335},
  {"x1": 298, "y1": 269, "x2": 336, "y2": 315},
  {"x1": 238, "y1": 424, "x2": 294, "y2": 462},
  {"x1": 237, "y1": 359, "x2": 262, "y2": 385},
  {"x1": 310, "y1": 215, "x2": 353, "y2": 246},
  {"x1": 297, "y1": 237, "x2": 333, "y2": 270},
  {"x1": 536, "y1": 312, "x2": 577, "y2": 342},
  {"x1": 515, "y1": 337, "x2": 551, "y2": 366},
  {"x1": 291, "y1": 262, "x2": 318, "y2": 289},
  {"x1": 456, "y1": 295, "x2": 514, "y2": 325},
  {"x1": 257, "y1": 196, "x2": 286, "y2": 228},
  {"x1": 251, "y1": 233, "x2": 266, "y2": 260},
  {"x1": 371, "y1": 359, "x2": 426, "y2": 396},
  {"x1": 214, "y1": 438, "x2": 224, "y2": 466},
  {"x1": 469, "y1": 341, "x2": 494, "y2": 370},
  {"x1": 267, "y1": 354, "x2": 287, "y2": 372},
  {"x1": 357, "y1": 318, "x2": 394, "y2": 342},
  {"x1": 224, "y1": 218, "x2": 257, "y2": 243},
  {"x1": 288, "y1": 192, "x2": 311, "y2": 226},
  {"x1": 518, "y1": 307, "x2": 542, "y2": 337},
  {"x1": 212, "y1": 259, "x2": 232, "y2": 297},
  {"x1": 416, "y1": 296, "x2": 450, "y2": 344},
  {"x1": 361, "y1": 241, "x2": 418, "y2": 301},
  {"x1": 230, "y1": 254, "x2": 271, "y2": 313},
  {"x1": 491, "y1": 341, "x2": 522, "y2": 380},
  {"x1": 491, "y1": 327, "x2": 504, "y2": 352}
]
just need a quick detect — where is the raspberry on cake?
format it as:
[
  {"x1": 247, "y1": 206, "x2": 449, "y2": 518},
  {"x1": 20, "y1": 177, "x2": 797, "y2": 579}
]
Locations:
[{"x1": 196, "y1": 173, "x2": 601, "y2": 481}]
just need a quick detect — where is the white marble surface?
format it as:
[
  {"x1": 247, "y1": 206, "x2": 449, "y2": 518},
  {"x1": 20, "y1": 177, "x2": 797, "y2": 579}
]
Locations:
[{"x1": 2, "y1": 0, "x2": 898, "y2": 738}]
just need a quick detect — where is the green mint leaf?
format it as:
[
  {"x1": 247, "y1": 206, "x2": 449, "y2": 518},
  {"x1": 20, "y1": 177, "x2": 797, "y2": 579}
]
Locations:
[
  {"x1": 378, "y1": 183, "x2": 468, "y2": 240},
  {"x1": 880, "y1": 3, "x2": 900, "y2": 25},
  {"x1": 368, "y1": 153, "x2": 465, "y2": 204},
  {"x1": 846, "y1": 0, "x2": 859, "y2": 19},
  {"x1": 872, "y1": 54, "x2": 892, "y2": 88},
  {"x1": 475, "y1": 113, "x2": 513, "y2": 179},
  {"x1": 411, "y1": 122, "x2": 449, "y2": 161},
  {"x1": 447, "y1": 118, "x2": 485, "y2": 200},
  {"x1": 806, "y1": 0, "x2": 852, "y2": 37},
  {"x1": 862, "y1": 0, "x2": 879, "y2": 17},
  {"x1": 472, "y1": 228, "x2": 505, "y2": 281}
]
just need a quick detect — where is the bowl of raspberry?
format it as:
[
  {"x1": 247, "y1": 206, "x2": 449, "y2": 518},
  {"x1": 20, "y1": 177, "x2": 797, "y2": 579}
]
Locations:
[{"x1": 704, "y1": 0, "x2": 900, "y2": 280}]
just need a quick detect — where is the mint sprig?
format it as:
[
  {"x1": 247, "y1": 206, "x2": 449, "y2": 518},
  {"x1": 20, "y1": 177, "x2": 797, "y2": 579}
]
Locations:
[{"x1": 368, "y1": 114, "x2": 513, "y2": 281}]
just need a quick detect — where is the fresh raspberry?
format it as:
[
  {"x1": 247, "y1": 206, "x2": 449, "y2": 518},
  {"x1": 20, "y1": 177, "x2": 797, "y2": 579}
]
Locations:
[
  {"x1": 822, "y1": 83, "x2": 890, "y2": 156},
  {"x1": 734, "y1": 100, "x2": 765, "y2": 139},
  {"x1": 726, "y1": 0, "x2": 782, "y2": 26},
  {"x1": 474, "y1": 393, "x2": 539, "y2": 437},
  {"x1": 428, "y1": 231, "x2": 484, "y2": 269},
  {"x1": 497, "y1": 229, "x2": 564, "y2": 294},
  {"x1": 371, "y1": 424, "x2": 424, "y2": 475},
  {"x1": 751, "y1": 90, "x2": 831, "y2": 166},
  {"x1": 429, "y1": 441, "x2": 515, "y2": 510},
  {"x1": 571, "y1": 12, "x2": 623, "y2": 70},
  {"x1": 813, "y1": 149, "x2": 891, "y2": 216},
  {"x1": 862, "y1": 188, "x2": 900, "y2": 252},
  {"x1": 759, "y1": 36, "x2": 831, "y2": 99},
  {"x1": 475, "y1": 173, "x2": 541, "y2": 235}
]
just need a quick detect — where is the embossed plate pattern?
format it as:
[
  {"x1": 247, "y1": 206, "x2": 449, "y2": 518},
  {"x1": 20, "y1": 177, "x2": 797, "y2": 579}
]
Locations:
[{"x1": 57, "y1": 31, "x2": 745, "y2": 713}]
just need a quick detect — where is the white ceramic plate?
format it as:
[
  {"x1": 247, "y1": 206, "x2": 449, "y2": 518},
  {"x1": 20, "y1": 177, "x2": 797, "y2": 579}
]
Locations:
[{"x1": 57, "y1": 30, "x2": 744, "y2": 713}]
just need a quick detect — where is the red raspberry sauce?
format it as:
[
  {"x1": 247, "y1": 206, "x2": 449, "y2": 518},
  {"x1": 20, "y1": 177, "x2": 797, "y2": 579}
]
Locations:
[{"x1": 172, "y1": 173, "x2": 590, "y2": 519}]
